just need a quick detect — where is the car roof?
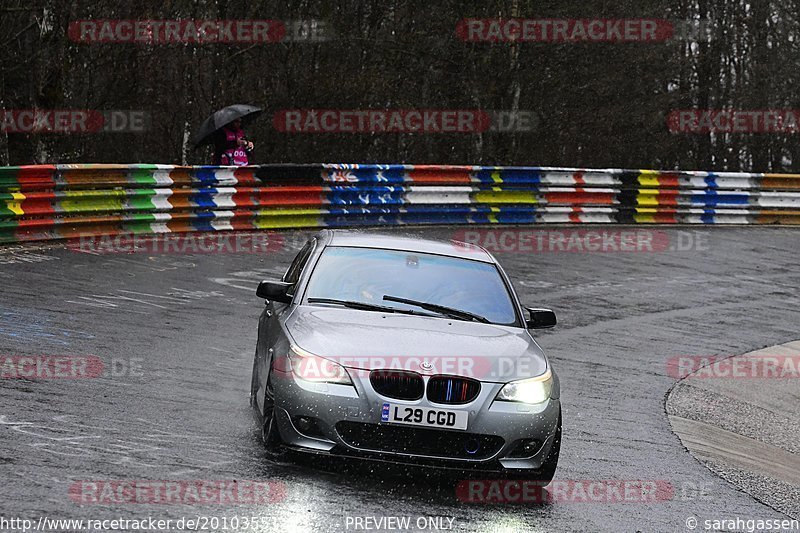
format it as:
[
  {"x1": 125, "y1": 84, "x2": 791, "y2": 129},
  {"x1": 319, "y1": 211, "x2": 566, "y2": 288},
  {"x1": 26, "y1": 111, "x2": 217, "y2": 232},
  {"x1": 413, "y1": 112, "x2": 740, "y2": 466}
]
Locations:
[{"x1": 322, "y1": 229, "x2": 495, "y2": 263}]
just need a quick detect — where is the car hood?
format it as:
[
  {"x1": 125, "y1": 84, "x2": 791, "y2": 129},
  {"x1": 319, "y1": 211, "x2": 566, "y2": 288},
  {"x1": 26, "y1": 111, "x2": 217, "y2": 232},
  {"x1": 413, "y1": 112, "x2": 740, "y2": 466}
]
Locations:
[{"x1": 284, "y1": 305, "x2": 547, "y2": 382}]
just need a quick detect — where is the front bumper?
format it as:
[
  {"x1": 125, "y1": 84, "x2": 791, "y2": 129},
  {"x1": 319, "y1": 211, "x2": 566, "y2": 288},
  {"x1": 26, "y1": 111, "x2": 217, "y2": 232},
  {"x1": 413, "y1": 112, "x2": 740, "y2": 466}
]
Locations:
[{"x1": 270, "y1": 365, "x2": 561, "y2": 472}]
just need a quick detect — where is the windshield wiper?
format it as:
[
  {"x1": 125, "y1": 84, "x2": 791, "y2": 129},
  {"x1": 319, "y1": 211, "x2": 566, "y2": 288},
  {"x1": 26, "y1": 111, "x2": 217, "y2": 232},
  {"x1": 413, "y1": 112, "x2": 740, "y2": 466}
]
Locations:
[
  {"x1": 307, "y1": 297, "x2": 436, "y2": 317},
  {"x1": 382, "y1": 295, "x2": 491, "y2": 323}
]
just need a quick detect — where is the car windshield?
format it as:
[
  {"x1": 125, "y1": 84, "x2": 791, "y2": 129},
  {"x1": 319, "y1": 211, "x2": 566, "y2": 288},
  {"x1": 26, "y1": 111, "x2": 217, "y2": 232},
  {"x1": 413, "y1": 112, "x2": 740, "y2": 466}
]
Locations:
[{"x1": 304, "y1": 246, "x2": 519, "y2": 326}]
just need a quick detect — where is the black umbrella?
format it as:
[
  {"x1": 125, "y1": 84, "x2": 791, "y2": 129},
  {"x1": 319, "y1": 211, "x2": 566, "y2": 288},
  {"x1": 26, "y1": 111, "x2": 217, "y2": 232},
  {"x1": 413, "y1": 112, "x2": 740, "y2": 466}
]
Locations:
[{"x1": 193, "y1": 104, "x2": 262, "y2": 148}]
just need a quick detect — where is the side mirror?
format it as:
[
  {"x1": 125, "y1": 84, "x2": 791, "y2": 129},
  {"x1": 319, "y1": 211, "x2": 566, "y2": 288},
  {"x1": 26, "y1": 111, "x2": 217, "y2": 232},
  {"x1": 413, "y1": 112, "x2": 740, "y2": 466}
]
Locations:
[
  {"x1": 256, "y1": 280, "x2": 294, "y2": 304},
  {"x1": 525, "y1": 308, "x2": 557, "y2": 329}
]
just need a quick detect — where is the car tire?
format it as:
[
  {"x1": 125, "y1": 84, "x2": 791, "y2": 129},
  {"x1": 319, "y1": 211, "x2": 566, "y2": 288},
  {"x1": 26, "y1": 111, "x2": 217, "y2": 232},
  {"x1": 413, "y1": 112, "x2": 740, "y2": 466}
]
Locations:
[
  {"x1": 249, "y1": 352, "x2": 259, "y2": 408},
  {"x1": 260, "y1": 375, "x2": 287, "y2": 459}
]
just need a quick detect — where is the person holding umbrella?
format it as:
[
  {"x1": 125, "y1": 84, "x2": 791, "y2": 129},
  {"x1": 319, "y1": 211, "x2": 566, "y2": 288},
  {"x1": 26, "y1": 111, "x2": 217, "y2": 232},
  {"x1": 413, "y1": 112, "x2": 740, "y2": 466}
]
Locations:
[
  {"x1": 193, "y1": 104, "x2": 262, "y2": 166},
  {"x1": 212, "y1": 117, "x2": 253, "y2": 166}
]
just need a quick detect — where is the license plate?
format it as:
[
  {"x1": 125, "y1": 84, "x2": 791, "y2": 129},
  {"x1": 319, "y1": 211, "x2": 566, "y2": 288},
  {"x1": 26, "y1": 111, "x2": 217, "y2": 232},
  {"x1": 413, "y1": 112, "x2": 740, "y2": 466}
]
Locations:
[{"x1": 380, "y1": 403, "x2": 468, "y2": 430}]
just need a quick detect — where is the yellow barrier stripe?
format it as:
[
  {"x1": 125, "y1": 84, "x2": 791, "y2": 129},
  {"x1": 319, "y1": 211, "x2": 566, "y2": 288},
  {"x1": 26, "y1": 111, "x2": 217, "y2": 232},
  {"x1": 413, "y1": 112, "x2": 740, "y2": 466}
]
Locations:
[{"x1": 474, "y1": 191, "x2": 538, "y2": 204}]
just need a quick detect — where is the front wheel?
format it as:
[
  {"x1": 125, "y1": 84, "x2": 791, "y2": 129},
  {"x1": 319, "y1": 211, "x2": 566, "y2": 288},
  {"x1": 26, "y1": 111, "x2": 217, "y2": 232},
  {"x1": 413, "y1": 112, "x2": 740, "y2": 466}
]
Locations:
[
  {"x1": 249, "y1": 352, "x2": 259, "y2": 408},
  {"x1": 260, "y1": 377, "x2": 287, "y2": 459}
]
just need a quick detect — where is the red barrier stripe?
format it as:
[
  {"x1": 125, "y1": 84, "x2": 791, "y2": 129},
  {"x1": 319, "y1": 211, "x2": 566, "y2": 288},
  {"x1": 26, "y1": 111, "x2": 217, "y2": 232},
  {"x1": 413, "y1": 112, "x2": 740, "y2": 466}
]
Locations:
[
  {"x1": 245, "y1": 187, "x2": 326, "y2": 206},
  {"x1": 15, "y1": 217, "x2": 57, "y2": 228},
  {"x1": 651, "y1": 194, "x2": 678, "y2": 206},
  {"x1": 407, "y1": 169, "x2": 473, "y2": 184},
  {"x1": 655, "y1": 173, "x2": 680, "y2": 187},
  {"x1": 16, "y1": 198, "x2": 58, "y2": 215},
  {"x1": 230, "y1": 219, "x2": 256, "y2": 230},
  {"x1": 544, "y1": 192, "x2": 616, "y2": 205},
  {"x1": 15, "y1": 165, "x2": 57, "y2": 191},
  {"x1": 231, "y1": 191, "x2": 257, "y2": 207},
  {"x1": 230, "y1": 169, "x2": 262, "y2": 186},
  {"x1": 652, "y1": 212, "x2": 679, "y2": 223},
  {"x1": 229, "y1": 208, "x2": 258, "y2": 219}
]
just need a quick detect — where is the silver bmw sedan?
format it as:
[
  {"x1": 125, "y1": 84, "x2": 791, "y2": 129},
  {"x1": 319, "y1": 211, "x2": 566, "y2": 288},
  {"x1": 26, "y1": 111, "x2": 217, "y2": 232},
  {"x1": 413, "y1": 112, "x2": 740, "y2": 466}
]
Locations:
[{"x1": 250, "y1": 229, "x2": 561, "y2": 482}]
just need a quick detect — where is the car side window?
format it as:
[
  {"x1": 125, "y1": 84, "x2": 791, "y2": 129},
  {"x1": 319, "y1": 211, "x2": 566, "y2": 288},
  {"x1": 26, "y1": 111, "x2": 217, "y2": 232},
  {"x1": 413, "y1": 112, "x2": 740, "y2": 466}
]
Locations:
[{"x1": 283, "y1": 239, "x2": 315, "y2": 284}]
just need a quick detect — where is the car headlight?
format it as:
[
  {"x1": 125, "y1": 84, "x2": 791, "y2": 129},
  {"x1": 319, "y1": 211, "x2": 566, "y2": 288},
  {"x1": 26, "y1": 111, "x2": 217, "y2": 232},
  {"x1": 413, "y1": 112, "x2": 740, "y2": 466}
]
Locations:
[
  {"x1": 495, "y1": 369, "x2": 553, "y2": 404},
  {"x1": 287, "y1": 345, "x2": 352, "y2": 385}
]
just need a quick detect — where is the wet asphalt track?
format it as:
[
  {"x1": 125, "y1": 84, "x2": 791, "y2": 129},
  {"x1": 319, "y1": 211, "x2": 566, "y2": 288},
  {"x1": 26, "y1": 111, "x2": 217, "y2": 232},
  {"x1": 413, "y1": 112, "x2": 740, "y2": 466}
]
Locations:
[{"x1": 0, "y1": 226, "x2": 798, "y2": 532}]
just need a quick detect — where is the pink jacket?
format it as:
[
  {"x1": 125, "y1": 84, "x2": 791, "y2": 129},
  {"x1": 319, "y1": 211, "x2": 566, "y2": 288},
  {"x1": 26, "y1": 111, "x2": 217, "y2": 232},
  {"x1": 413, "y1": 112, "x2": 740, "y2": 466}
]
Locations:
[{"x1": 213, "y1": 126, "x2": 249, "y2": 166}]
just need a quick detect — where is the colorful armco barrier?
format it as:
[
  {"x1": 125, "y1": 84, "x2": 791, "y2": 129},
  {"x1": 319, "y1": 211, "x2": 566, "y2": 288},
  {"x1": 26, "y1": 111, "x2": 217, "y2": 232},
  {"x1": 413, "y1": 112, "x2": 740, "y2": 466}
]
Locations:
[{"x1": 1, "y1": 163, "x2": 799, "y2": 243}]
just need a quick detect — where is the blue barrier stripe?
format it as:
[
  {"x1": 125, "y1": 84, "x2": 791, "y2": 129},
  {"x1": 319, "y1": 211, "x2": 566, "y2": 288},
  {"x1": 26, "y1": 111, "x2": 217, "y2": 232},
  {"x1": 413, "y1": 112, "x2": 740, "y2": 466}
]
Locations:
[{"x1": 689, "y1": 194, "x2": 750, "y2": 206}]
